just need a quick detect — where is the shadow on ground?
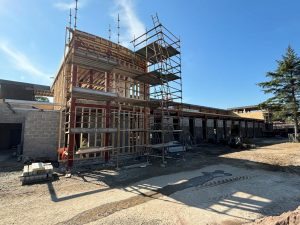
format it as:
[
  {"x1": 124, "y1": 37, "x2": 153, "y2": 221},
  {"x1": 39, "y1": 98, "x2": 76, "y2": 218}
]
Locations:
[
  {"x1": 44, "y1": 138, "x2": 300, "y2": 225},
  {"x1": 2, "y1": 138, "x2": 299, "y2": 224}
]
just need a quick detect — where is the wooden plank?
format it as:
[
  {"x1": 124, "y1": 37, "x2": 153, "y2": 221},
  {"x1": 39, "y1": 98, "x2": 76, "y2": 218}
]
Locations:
[
  {"x1": 70, "y1": 127, "x2": 117, "y2": 133},
  {"x1": 76, "y1": 146, "x2": 113, "y2": 154}
]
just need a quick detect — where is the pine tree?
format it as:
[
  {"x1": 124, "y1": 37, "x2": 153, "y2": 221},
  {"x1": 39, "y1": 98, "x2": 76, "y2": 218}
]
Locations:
[{"x1": 258, "y1": 46, "x2": 300, "y2": 142}]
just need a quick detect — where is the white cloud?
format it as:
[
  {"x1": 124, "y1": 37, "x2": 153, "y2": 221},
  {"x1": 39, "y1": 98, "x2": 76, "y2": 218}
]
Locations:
[
  {"x1": 112, "y1": 0, "x2": 146, "y2": 47},
  {"x1": 54, "y1": 0, "x2": 87, "y2": 11},
  {"x1": 0, "y1": 41, "x2": 51, "y2": 81}
]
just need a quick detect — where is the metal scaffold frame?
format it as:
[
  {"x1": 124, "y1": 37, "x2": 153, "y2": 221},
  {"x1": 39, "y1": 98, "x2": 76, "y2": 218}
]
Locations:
[{"x1": 132, "y1": 14, "x2": 184, "y2": 164}]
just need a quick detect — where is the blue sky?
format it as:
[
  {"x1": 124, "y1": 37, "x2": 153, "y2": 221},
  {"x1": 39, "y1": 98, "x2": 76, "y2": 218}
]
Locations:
[{"x1": 0, "y1": 0, "x2": 300, "y2": 108}]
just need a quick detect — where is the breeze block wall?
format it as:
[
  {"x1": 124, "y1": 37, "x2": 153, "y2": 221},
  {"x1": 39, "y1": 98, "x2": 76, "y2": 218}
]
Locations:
[
  {"x1": 258, "y1": 123, "x2": 263, "y2": 137},
  {"x1": 240, "y1": 121, "x2": 247, "y2": 137},
  {"x1": 247, "y1": 121, "x2": 254, "y2": 138},
  {"x1": 254, "y1": 122, "x2": 259, "y2": 138},
  {"x1": 206, "y1": 119, "x2": 215, "y2": 141},
  {"x1": 217, "y1": 119, "x2": 224, "y2": 141},
  {"x1": 163, "y1": 116, "x2": 174, "y2": 143},
  {"x1": 180, "y1": 117, "x2": 189, "y2": 143},
  {"x1": 225, "y1": 120, "x2": 232, "y2": 139},
  {"x1": 194, "y1": 118, "x2": 203, "y2": 144},
  {"x1": 23, "y1": 110, "x2": 59, "y2": 161},
  {"x1": 0, "y1": 103, "x2": 28, "y2": 124},
  {"x1": 0, "y1": 103, "x2": 29, "y2": 150}
]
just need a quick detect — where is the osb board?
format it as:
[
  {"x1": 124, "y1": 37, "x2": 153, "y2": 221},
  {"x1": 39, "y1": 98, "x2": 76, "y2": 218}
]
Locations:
[
  {"x1": 72, "y1": 29, "x2": 146, "y2": 70},
  {"x1": 233, "y1": 111, "x2": 264, "y2": 120}
]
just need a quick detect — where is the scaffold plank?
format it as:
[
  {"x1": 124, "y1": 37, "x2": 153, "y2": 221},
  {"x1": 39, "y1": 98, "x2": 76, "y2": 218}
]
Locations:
[
  {"x1": 134, "y1": 70, "x2": 180, "y2": 85},
  {"x1": 135, "y1": 41, "x2": 180, "y2": 61}
]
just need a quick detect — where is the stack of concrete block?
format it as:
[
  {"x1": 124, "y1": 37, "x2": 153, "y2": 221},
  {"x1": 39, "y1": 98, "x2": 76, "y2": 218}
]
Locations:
[{"x1": 21, "y1": 162, "x2": 53, "y2": 185}]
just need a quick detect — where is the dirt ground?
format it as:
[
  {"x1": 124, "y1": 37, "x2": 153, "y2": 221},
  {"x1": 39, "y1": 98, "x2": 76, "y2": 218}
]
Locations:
[
  {"x1": 0, "y1": 138, "x2": 300, "y2": 225},
  {"x1": 221, "y1": 138, "x2": 300, "y2": 168},
  {"x1": 246, "y1": 206, "x2": 300, "y2": 225}
]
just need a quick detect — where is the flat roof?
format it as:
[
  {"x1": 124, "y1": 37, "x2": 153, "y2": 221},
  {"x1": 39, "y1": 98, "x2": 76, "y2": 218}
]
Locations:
[
  {"x1": 0, "y1": 79, "x2": 53, "y2": 97},
  {"x1": 181, "y1": 102, "x2": 229, "y2": 112},
  {"x1": 227, "y1": 105, "x2": 260, "y2": 110},
  {"x1": 0, "y1": 79, "x2": 50, "y2": 91}
]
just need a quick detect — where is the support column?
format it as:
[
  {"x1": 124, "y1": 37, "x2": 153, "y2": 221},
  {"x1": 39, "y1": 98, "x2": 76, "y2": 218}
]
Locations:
[
  {"x1": 89, "y1": 69, "x2": 94, "y2": 89},
  {"x1": 105, "y1": 72, "x2": 111, "y2": 162},
  {"x1": 116, "y1": 104, "x2": 121, "y2": 169},
  {"x1": 68, "y1": 64, "x2": 78, "y2": 168},
  {"x1": 104, "y1": 103, "x2": 111, "y2": 162}
]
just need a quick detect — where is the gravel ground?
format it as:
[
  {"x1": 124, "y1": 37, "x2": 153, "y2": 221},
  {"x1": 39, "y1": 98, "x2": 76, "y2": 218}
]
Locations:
[
  {"x1": 0, "y1": 138, "x2": 299, "y2": 225},
  {"x1": 221, "y1": 140, "x2": 300, "y2": 168},
  {"x1": 84, "y1": 164, "x2": 300, "y2": 225}
]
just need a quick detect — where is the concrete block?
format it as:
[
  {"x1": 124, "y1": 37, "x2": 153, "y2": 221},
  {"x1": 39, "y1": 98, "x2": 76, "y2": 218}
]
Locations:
[{"x1": 31, "y1": 162, "x2": 44, "y2": 171}]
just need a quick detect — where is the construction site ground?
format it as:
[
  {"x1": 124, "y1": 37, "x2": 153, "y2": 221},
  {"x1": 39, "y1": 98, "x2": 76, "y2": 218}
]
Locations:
[{"x1": 1, "y1": 138, "x2": 300, "y2": 225}]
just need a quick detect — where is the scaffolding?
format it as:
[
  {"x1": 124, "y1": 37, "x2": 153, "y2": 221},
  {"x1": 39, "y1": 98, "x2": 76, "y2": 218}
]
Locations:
[
  {"x1": 132, "y1": 14, "x2": 184, "y2": 163},
  {"x1": 52, "y1": 14, "x2": 183, "y2": 169}
]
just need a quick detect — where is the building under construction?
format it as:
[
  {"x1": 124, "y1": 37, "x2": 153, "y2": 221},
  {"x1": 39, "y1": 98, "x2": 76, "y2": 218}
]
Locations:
[
  {"x1": 52, "y1": 15, "x2": 184, "y2": 168},
  {"x1": 0, "y1": 15, "x2": 268, "y2": 168}
]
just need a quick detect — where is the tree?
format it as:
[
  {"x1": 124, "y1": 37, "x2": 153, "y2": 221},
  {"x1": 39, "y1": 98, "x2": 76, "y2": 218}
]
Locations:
[
  {"x1": 258, "y1": 46, "x2": 300, "y2": 142},
  {"x1": 35, "y1": 96, "x2": 49, "y2": 102}
]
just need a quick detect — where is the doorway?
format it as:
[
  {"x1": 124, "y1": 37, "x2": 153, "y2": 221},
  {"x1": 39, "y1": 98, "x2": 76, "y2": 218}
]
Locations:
[{"x1": 0, "y1": 123, "x2": 22, "y2": 151}]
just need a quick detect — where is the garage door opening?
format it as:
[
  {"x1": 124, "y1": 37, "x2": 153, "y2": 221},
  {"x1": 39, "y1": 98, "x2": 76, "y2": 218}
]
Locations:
[{"x1": 0, "y1": 123, "x2": 22, "y2": 152}]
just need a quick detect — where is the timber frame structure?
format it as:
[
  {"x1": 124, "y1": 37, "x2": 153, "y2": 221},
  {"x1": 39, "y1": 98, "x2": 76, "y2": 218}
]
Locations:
[{"x1": 51, "y1": 15, "x2": 183, "y2": 168}]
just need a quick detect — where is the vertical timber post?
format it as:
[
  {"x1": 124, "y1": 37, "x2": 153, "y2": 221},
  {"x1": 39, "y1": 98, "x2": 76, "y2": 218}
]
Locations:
[
  {"x1": 116, "y1": 103, "x2": 121, "y2": 169},
  {"x1": 68, "y1": 64, "x2": 77, "y2": 168},
  {"x1": 105, "y1": 72, "x2": 111, "y2": 162}
]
